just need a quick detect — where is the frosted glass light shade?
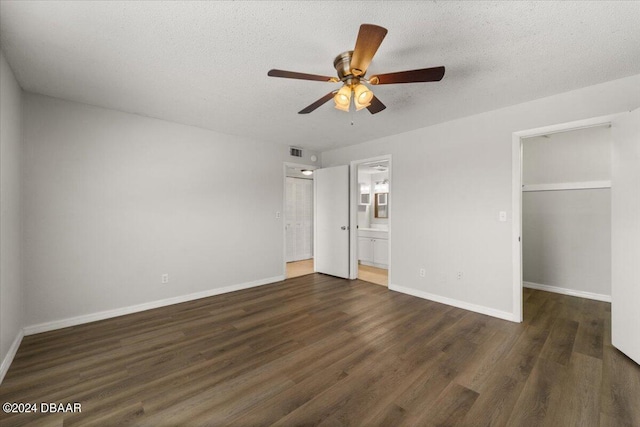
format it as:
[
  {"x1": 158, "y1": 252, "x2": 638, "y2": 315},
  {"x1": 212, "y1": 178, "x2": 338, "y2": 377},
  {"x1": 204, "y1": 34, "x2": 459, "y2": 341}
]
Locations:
[
  {"x1": 334, "y1": 85, "x2": 351, "y2": 111},
  {"x1": 353, "y1": 83, "x2": 373, "y2": 110}
]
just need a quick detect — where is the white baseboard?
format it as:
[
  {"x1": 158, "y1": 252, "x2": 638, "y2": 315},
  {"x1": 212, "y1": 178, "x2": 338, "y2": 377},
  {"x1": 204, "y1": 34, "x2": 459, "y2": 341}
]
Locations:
[
  {"x1": 523, "y1": 281, "x2": 611, "y2": 302},
  {"x1": 0, "y1": 330, "x2": 24, "y2": 385},
  {"x1": 389, "y1": 284, "x2": 516, "y2": 322},
  {"x1": 24, "y1": 275, "x2": 285, "y2": 336}
]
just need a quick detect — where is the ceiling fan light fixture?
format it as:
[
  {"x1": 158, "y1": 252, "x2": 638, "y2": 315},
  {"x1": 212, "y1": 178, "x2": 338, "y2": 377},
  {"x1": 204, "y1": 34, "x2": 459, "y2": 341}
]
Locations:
[
  {"x1": 353, "y1": 83, "x2": 373, "y2": 110},
  {"x1": 334, "y1": 85, "x2": 352, "y2": 111},
  {"x1": 334, "y1": 102, "x2": 350, "y2": 112},
  {"x1": 354, "y1": 102, "x2": 368, "y2": 111},
  {"x1": 268, "y1": 24, "x2": 444, "y2": 115}
]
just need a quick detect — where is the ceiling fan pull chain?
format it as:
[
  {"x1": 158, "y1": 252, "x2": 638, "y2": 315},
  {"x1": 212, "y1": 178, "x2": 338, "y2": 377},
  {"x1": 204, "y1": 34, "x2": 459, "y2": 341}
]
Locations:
[{"x1": 350, "y1": 101, "x2": 355, "y2": 126}]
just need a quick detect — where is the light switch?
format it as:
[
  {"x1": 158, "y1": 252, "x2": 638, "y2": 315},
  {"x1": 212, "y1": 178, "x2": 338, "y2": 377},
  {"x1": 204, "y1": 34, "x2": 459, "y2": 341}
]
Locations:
[
  {"x1": 276, "y1": 211, "x2": 281, "y2": 219},
  {"x1": 499, "y1": 211, "x2": 507, "y2": 222}
]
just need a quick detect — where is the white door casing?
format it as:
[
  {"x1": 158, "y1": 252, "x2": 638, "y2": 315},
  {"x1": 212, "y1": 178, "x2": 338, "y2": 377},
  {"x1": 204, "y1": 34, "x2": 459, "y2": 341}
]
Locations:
[{"x1": 314, "y1": 165, "x2": 350, "y2": 279}]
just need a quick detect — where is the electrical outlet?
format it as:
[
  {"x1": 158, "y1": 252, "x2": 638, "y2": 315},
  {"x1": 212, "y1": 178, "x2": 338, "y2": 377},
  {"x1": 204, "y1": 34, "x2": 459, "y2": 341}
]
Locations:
[
  {"x1": 499, "y1": 211, "x2": 507, "y2": 222},
  {"x1": 457, "y1": 271, "x2": 463, "y2": 280},
  {"x1": 161, "y1": 274, "x2": 169, "y2": 284},
  {"x1": 419, "y1": 268, "x2": 426, "y2": 278}
]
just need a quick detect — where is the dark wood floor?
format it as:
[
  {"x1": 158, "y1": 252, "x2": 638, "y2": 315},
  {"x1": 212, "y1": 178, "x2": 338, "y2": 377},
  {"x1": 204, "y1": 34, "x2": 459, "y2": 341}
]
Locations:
[{"x1": 1, "y1": 274, "x2": 639, "y2": 426}]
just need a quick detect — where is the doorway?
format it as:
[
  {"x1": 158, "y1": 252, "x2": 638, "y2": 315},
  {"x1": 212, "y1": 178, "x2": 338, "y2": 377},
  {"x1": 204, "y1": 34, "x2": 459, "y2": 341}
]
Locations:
[
  {"x1": 350, "y1": 156, "x2": 391, "y2": 287},
  {"x1": 522, "y1": 125, "x2": 612, "y2": 302},
  {"x1": 514, "y1": 111, "x2": 640, "y2": 365},
  {"x1": 284, "y1": 164, "x2": 316, "y2": 278},
  {"x1": 512, "y1": 115, "x2": 615, "y2": 322}
]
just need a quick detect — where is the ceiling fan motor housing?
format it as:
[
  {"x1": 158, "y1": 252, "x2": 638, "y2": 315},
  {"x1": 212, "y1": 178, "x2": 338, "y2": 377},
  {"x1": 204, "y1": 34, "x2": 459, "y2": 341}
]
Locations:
[{"x1": 334, "y1": 51, "x2": 358, "y2": 81}]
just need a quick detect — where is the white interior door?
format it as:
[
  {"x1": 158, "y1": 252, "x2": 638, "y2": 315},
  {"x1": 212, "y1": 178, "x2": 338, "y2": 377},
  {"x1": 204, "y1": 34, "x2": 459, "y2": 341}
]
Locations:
[
  {"x1": 611, "y1": 108, "x2": 640, "y2": 365},
  {"x1": 315, "y1": 165, "x2": 350, "y2": 278}
]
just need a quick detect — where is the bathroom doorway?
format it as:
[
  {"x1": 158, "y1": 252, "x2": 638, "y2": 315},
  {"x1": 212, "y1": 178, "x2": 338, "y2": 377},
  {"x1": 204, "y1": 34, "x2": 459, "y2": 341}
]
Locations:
[{"x1": 351, "y1": 157, "x2": 391, "y2": 287}]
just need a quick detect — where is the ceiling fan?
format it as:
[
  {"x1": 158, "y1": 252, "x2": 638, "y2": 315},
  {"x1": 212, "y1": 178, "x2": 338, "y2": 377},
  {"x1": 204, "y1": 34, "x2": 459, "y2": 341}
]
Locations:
[{"x1": 268, "y1": 24, "x2": 445, "y2": 115}]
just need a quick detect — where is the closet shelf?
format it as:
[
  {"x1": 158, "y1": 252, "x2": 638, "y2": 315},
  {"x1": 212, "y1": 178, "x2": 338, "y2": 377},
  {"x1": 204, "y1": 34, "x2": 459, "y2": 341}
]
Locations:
[{"x1": 522, "y1": 180, "x2": 611, "y2": 192}]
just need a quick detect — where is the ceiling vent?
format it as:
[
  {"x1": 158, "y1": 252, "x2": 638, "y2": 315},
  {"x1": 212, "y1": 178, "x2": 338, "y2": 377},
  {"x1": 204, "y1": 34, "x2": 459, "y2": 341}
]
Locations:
[{"x1": 289, "y1": 147, "x2": 303, "y2": 158}]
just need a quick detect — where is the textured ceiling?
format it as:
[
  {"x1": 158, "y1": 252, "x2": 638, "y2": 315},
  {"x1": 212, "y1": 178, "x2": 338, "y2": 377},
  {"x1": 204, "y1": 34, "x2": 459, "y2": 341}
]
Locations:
[{"x1": 1, "y1": 1, "x2": 639, "y2": 151}]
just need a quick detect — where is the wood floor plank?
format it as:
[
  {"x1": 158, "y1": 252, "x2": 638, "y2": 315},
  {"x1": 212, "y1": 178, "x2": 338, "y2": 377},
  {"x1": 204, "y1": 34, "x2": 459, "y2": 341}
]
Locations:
[
  {"x1": 506, "y1": 356, "x2": 568, "y2": 426},
  {"x1": 543, "y1": 352, "x2": 602, "y2": 427},
  {"x1": 286, "y1": 258, "x2": 314, "y2": 278},
  {"x1": 0, "y1": 275, "x2": 638, "y2": 426},
  {"x1": 600, "y1": 337, "x2": 640, "y2": 426},
  {"x1": 454, "y1": 329, "x2": 514, "y2": 391},
  {"x1": 405, "y1": 382, "x2": 479, "y2": 427},
  {"x1": 357, "y1": 264, "x2": 388, "y2": 287},
  {"x1": 461, "y1": 373, "x2": 523, "y2": 426},
  {"x1": 539, "y1": 317, "x2": 579, "y2": 365},
  {"x1": 574, "y1": 311, "x2": 605, "y2": 360}
]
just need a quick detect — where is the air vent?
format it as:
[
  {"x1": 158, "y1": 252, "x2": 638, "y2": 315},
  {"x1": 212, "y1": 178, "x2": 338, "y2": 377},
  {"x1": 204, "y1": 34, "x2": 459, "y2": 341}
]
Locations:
[{"x1": 289, "y1": 147, "x2": 303, "y2": 158}]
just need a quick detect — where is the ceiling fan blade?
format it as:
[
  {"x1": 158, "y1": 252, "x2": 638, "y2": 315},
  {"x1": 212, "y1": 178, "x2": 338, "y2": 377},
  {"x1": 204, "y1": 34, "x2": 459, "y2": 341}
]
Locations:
[
  {"x1": 350, "y1": 24, "x2": 388, "y2": 76},
  {"x1": 369, "y1": 66, "x2": 445, "y2": 85},
  {"x1": 299, "y1": 92, "x2": 337, "y2": 114},
  {"x1": 366, "y1": 95, "x2": 386, "y2": 114},
  {"x1": 268, "y1": 69, "x2": 338, "y2": 82}
]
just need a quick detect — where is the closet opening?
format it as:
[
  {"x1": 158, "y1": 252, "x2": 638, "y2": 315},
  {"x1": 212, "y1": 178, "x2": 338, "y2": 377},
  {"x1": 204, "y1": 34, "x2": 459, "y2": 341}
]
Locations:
[
  {"x1": 513, "y1": 117, "x2": 613, "y2": 322},
  {"x1": 284, "y1": 164, "x2": 316, "y2": 278}
]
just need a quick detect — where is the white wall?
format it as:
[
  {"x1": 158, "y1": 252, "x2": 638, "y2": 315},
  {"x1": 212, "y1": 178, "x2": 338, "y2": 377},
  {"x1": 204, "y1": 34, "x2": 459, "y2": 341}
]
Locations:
[
  {"x1": 522, "y1": 126, "x2": 611, "y2": 297},
  {"x1": 23, "y1": 93, "x2": 318, "y2": 327},
  {"x1": 523, "y1": 190, "x2": 611, "y2": 296},
  {"x1": 0, "y1": 50, "x2": 24, "y2": 376},
  {"x1": 322, "y1": 74, "x2": 640, "y2": 319},
  {"x1": 523, "y1": 127, "x2": 611, "y2": 184}
]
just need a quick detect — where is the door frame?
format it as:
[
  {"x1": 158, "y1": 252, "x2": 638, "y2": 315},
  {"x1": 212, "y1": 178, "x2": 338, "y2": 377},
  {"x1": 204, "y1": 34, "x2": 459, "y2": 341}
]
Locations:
[
  {"x1": 349, "y1": 155, "x2": 392, "y2": 281},
  {"x1": 511, "y1": 114, "x2": 615, "y2": 322},
  {"x1": 283, "y1": 162, "x2": 318, "y2": 277}
]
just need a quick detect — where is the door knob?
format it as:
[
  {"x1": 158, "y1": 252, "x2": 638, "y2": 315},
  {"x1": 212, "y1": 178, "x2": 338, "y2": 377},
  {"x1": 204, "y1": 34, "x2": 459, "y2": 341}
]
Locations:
[{"x1": 341, "y1": 226, "x2": 348, "y2": 230}]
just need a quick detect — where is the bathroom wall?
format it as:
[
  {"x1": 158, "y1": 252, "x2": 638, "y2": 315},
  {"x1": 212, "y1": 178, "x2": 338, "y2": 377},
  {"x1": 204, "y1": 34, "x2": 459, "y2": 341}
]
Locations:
[{"x1": 370, "y1": 171, "x2": 389, "y2": 227}]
